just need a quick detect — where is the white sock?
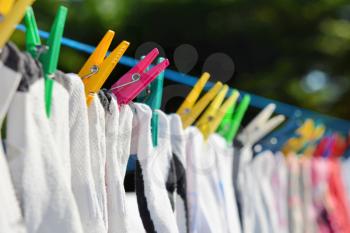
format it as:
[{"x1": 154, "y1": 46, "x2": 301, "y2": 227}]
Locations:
[
  {"x1": 103, "y1": 92, "x2": 130, "y2": 233},
  {"x1": 132, "y1": 103, "x2": 179, "y2": 233},
  {"x1": 185, "y1": 127, "x2": 225, "y2": 233},
  {"x1": 51, "y1": 71, "x2": 71, "y2": 184},
  {"x1": 208, "y1": 133, "x2": 241, "y2": 233},
  {"x1": 117, "y1": 103, "x2": 134, "y2": 179},
  {"x1": 57, "y1": 73, "x2": 106, "y2": 233},
  {"x1": 168, "y1": 114, "x2": 189, "y2": 233},
  {"x1": 87, "y1": 93, "x2": 108, "y2": 230}
]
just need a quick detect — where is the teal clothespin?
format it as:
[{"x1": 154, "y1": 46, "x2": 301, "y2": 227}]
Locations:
[
  {"x1": 217, "y1": 94, "x2": 251, "y2": 143},
  {"x1": 24, "y1": 6, "x2": 67, "y2": 117},
  {"x1": 137, "y1": 57, "x2": 165, "y2": 147}
]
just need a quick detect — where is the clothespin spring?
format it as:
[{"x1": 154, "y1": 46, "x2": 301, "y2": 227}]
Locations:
[
  {"x1": 34, "y1": 44, "x2": 48, "y2": 60},
  {"x1": 109, "y1": 73, "x2": 141, "y2": 91},
  {"x1": 81, "y1": 65, "x2": 99, "y2": 80}
]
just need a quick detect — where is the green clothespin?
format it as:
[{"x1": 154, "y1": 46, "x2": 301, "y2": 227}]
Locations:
[
  {"x1": 24, "y1": 6, "x2": 67, "y2": 117},
  {"x1": 137, "y1": 57, "x2": 165, "y2": 147},
  {"x1": 217, "y1": 94, "x2": 251, "y2": 143}
]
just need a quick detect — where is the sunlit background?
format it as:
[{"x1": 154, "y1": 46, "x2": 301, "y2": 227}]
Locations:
[{"x1": 11, "y1": 0, "x2": 350, "y2": 120}]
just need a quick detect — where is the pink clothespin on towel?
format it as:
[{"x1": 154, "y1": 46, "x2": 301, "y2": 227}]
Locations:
[{"x1": 110, "y1": 48, "x2": 169, "y2": 105}]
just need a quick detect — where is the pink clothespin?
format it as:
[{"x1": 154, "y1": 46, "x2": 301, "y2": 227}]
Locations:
[{"x1": 110, "y1": 48, "x2": 169, "y2": 105}]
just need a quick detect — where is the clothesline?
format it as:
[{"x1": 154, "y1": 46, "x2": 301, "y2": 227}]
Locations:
[{"x1": 15, "y1": 24, "x2": 350, "y2": 133}]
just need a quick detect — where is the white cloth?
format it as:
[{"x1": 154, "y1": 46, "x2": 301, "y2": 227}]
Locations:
[
  {"x1": 88, "y1": 94, "x2": 108, "y2": 229},
  {"x1": 271, "y1": 153, "x2": 289, "y2": 233},
  {"x1": 117, "y1": 104, "x2": 134, "y2": 179},
  {"x1": 132, "y1": 103, "x2": 179, "y2": 233},
  {"x1": 342, "y1": 158, "x2": 350, "y2": 205},
  {"x1": 57, "y1": 73, "x2": 106, "y2": 233},
  {"x1": 104, "y1": 95, "x2": 133, "y2": 233},
  {"x1": 0, "y1": 53, "x2": 26, "y2": 233},
  {"x1": 237, "y1": 145, "x2": 270, "y2": 233},
  {"x1": 50, "y1": 73, "x2": 71, "y2": 181},
  {"x1": 168, "y1": 114, "x2": 189, "y2": 233},
  {"x1": 126, "y1": 192, "x2": 146, "y2": 233},
  {"x1": 252, "y1": 151, "x2": 279, "y2": 233},
  {"x1": 208, "y1": 133, "x2": 241, "y2": 233},
  {"x1": 185, "y1": 127, "x2": 224, "y2": 233},
  {"x1": 6, "y1": 77, "x2": 83, "y2": 233}
]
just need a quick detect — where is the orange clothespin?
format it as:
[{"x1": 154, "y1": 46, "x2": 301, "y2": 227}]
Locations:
[
  {"x1": 78, "y1": 30, "x2": 129, "y2": 106},
  {"x1": 176, "y1": 72, "x2": 223, "y2": 128}
]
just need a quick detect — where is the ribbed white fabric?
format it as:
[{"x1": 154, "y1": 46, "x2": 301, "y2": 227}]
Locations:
[
  {"x1": 132, "y1": 103, "x2": 179, "y2": 233},
  {"x1": 88, "y1": 94, "x2": 108, "y2": 229},
  {"x1": 117, "y1": 104, "x2": 133, "y2": 179},
  {"x1": 185, "y1": 127, "x2": 224, "y2": 233},
  {"x1": 57, "y1": 73, "x2": 106, "y2": 233},
  {"x1": 6, "y1": 78, "x2": 84, "y2": 233},
  {"x1": 0, "y1": 60, "x2": 26, "y2": 233},
  {"x1": 104, "y1": 95, "x2": 131, "y2": 233},
  {"x1": 208, "y1": 133, "x2": 241, "y2": 233},
  {"x1": 50, "y1": 74, "x2": 71, "y2": 184},
  {"x1": 168, "y1": 114, "x2": 188, "y2": 233}
]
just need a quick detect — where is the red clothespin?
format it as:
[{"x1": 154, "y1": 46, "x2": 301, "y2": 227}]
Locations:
[{"x1": 110, "y1": 48, "x2": 169, "y2": 105}]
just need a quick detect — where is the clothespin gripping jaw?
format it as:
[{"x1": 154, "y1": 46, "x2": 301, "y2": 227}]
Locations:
[
  {"x1": 78, "y1": 30, "x2": 130, "y2": 105},
  {"x1": 0, "y1": 0, "x2": 15, "y2": 18},
  {"x1": 110, "y1": 48, "x2": 169, "y2": 105},
  {"x1": 219, "y1": 94, "x2": 251, "y2": 143},
  {"x1": 23, "y1": 5, "x2": 67, "y2": 117},
  {"x1": 196, "y1": 84, "x2": 229, "y2": 139},
  {"x1": 209, "y1": 89, "x2": 240, "y2": 138},
  {"x1": 24, "y1": 7, "x2": 41, "y2": 58},
  {"x1": 176, "y1": 72, "x2": 210, "y2": 119},
  {"x1": 137, "y1": 57, "x2": 165, "y2": 146},
  {"x1": 0, "y1": 0, "x2": 36, "y2": 49}
]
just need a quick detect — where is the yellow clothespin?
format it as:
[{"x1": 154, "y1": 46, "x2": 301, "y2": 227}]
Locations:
[
  {"x1": 0, "y1": 0, "x2": 35, "y2": 48},
  {"x1": 0, "y1": 0, "x2": 15, "y2": 17},
  {"x1": 282, "y1": 119, "x2": 325, "y2": 156},
  {"x1": 208, "y1": 90, "x2": 239, "y2": 137},
  {"x1": 78, "y1": 30, "x2": 129, "y2": 106},
  {"x1": 176, "y1": 72, "x2": 223, "y2": 128},
  {"x1": 196, "y1": 85, "x2": 235, "y2": 139}
]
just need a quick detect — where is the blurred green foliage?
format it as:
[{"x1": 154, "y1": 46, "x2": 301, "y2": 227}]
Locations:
[{"x1": 11, "y1": 0, "x2": 350, "y2": 119}]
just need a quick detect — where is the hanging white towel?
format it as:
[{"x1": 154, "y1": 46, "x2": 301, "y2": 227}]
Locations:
[
  {"x1": 271, "y1": 153, "x2": 289, "y2": 233},
  {"x1": 132, "y1": 103, "x2": 179, "y2": 233},
  {"x1": 185, "y1": 127, "x2": 224, "y2": 233},
  {"x1": 126, "y1": 192, "x2": 146, "y2": 233},
  {"x1": 117, "y1": 103, "x2": 134, "y2": 179},
  {"x1": 6, "y1": 46, "x2": 83, "y2": 233},
  {"x1": 253, "y1": 151, "x2": 279, "y2": 233},
  {"x1": 51, "y1": 71, "x2": 71, "y2": 183},
  {"x1": 0, "y1": 43, "x2": 26, "y2": 233},
  {"x1": 103, "y1": 92, "x2": 130, "y2": 233},
  {"x1": 87, "y1": 93, "x2": 108, "y2": 229},
  {"x1": 208, "y1": 133, "x2": 242, "y2": 233},
  {"x1": 56, "y1": 73, "x2": 106, "y2": 233},
  {"x1": 168, "y1": 114, "x2": 189, "y2": 233}
]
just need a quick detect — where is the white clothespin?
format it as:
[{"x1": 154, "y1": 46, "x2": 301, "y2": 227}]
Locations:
[{"x1": 238, "y1": 103, "x2": 285, "y2": 146}]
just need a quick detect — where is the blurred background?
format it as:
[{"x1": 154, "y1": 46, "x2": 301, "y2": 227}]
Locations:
[{"x1": 11, "y1": 0, "x2": 350, "y2": 120}]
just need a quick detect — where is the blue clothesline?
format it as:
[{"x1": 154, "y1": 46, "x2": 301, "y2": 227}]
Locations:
[{"x1": 15, "y1": 24, "x2": 350, "y2": 133}]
